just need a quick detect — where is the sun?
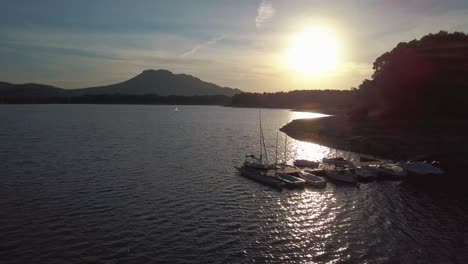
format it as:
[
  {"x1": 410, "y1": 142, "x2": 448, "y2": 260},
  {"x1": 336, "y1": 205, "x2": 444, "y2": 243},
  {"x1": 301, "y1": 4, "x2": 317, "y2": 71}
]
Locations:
[{"x1": 284, "y1": 27, "x2": 340, "y2": 76}]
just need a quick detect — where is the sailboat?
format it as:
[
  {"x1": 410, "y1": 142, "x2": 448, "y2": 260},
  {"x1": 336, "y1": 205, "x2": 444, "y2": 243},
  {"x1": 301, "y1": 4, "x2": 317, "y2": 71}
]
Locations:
[
  {"x1": 174, "y1": 106, "x2": 179, "y2": 112},
  {"x1": 243, "y1": 110, "x2": 276, "y2": 170}
]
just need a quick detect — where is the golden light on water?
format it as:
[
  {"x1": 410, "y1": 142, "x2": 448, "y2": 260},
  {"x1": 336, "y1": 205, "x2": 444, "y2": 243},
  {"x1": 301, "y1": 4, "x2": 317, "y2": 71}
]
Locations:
[
  {"x1": 290, "y1": 111, "x2": 329, "y2": 120},
  {"x1": 273, "y1": 111, "x2": 332, "y2": 163},
  {"x1": 284, "y1": 26, "x2": 340, "y2": 77}
]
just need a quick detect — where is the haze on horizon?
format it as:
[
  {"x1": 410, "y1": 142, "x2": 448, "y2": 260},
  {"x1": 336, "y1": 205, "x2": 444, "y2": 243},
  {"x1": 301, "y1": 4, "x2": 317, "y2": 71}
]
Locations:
[{"x1": 1, "y1": 0, "x2": 468, "y2": 92}]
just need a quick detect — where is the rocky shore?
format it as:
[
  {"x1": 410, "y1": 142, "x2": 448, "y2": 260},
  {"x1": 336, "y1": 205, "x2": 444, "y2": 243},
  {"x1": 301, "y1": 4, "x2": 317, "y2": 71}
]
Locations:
[{"x1": 280, "y1": 116, "x2": 468, "y2": 174}]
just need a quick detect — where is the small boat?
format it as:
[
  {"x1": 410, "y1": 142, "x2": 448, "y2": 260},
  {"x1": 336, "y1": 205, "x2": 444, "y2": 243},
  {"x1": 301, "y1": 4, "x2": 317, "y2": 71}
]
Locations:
[
  {"x1": 373, "y1": 164, "x2": 407, "y2": 180},
  {"x1": 298, "y1": 171, "x2": 326, "y2": 188},
  {"x1": 304, "y1": 168, "x2": 327, "y2": 177},
  {"x1": 354, "y1": 166, "x2": 379, "y2": 182},
  {"x1": 322, "y1": 157, "x2": 352, "y2": 167},
  {"x1": 274, "y1": 172, "x2": 306, "y2": 188},
  {"x1": 293, "y1": 159, "x2": 320, "y2": 168},
  {"x1": 359, "y1": 156, "x2": 381, "y2": 163},
  {"x1": 235, "y1": 166, "x2": 285, "y2": 189},
  {"x1": 241, "y1": 109, "x2": 278, "y2": 171},
  {"x1": 397, "y1": 161, "x2": 444, "y2": 176},
  {"x1": 324, "y1": 168, "x2": 358, "y2": 184},
  {"x1": 243, "y1": 155, "x2": 278, "y2": 170}
]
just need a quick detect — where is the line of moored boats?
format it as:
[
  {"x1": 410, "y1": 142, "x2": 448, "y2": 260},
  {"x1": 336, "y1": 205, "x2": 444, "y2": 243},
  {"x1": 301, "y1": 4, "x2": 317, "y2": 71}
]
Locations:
[{"x1": 235, "y1": 155, "x2": 445, "y2": 190}]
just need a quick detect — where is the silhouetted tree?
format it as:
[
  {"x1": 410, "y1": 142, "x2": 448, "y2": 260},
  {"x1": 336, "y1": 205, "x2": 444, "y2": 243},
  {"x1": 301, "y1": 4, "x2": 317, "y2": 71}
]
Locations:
[
  {"x1": 357, "y1": 31, "x2": 468, "y2": 118},
  {"x1": 231, "y1": 90, "x2": 357, "y2": 110}
]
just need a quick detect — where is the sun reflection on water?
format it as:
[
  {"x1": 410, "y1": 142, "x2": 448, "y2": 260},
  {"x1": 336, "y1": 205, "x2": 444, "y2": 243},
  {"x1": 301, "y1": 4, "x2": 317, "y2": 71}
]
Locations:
[
  {"x1": 249, "y1": 110, "x2": 359, "y2": 262},
  {"x1": 264, "y1": 189, "x2": 340, "y2": 262},
  {"x1": 279, "y1": 111, "x2": 332, "y2": 163},
  {"x1": 290, "y1": 111, "x2": 329, "y2": 121},
  {"x1": 281, "y1": 111, "x2": 357, "y2": 163}
]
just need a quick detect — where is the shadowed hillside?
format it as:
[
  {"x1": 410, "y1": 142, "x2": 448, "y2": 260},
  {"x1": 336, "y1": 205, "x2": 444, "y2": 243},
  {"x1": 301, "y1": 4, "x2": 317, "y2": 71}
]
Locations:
[
  {"x1": 230, "y1": 90, "x2": 357, "y2": 112},
  {"x1": 69, "y1": 69, "x2": 241, "y2": 96},
  {"x1": 356, "y1": 31, "x2": 468, "y2": 118},
  {"x1": 281, "y1": 31, "x2": 468, "y2": 176},
  {"x1": 0, "y1": 69, "x2": 241, "y2": 98},
  {"x1": 0, "y1": 82, "x2": 64, "y2": 97}
]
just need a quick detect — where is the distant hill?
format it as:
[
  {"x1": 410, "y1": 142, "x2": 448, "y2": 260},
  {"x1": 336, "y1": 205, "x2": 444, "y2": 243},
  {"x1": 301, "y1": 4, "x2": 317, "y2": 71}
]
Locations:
[
  {"x1": 0, "y1": 81, "x2": 11, "y2": 88},
  {"x1": 0, "y1": 82, "x2": 65, "y2": 97},
  {"x1": 0, "y1": 69, "x2": 242, "y2": 97},
  {"x1": 69, "y1": 69, "x2": 241, "y2": 96}
]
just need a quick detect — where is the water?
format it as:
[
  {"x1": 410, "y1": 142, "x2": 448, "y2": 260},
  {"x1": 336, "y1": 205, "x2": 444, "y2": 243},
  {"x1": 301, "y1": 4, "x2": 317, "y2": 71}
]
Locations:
[{"x1": 1, "y1": 105, "x2": 467, "y2": 263}]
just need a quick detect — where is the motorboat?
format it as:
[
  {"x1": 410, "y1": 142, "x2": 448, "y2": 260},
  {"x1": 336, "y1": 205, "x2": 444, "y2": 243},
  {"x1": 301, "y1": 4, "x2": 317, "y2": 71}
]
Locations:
[
  {"x1": 397, "y1": 161, "x2": 444, "y2": 176},
  {"x1": 274, "y1": 172, "x2": 306, "y2": 188},
  {"x1": 371, "y1": 163, "x2": 407, "y2": 180},
  {"x1": 324, "y1": 168, "x2": 358, "y2": 184},
  {"x1": 298, "y1": 171, "x2": 326, "y2": 188},
  {"x1": 293, "y1": 159, "x2": 320, "y2": 169},
  {"x1": 304, "y1": 168, "x2": 327, "y2": 177},
  {"x1": 354, "y1": 166, "x2": 379, "y2": 182},
  {"x1": 359, "y1": 156, "x2": 381, "y2": 162},
  {"x1": 322, "y1": 157, "x2": 353, "y2": 167}
]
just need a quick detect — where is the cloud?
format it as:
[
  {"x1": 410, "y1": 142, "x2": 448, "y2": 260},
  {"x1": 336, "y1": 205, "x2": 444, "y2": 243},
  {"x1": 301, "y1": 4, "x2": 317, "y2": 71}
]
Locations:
[
  {"x1": 179, "y1": 35, "x2": 225, "y2": 58},
  {"x1": 255, "y1": 0, "x2": 275, "y2": 29}
]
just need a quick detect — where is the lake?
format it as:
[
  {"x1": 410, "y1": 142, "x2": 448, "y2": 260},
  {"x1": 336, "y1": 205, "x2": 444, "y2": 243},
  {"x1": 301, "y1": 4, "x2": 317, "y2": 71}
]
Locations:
[{"x1": 1, "y1": 104, "x2": 467, "y2": 263}]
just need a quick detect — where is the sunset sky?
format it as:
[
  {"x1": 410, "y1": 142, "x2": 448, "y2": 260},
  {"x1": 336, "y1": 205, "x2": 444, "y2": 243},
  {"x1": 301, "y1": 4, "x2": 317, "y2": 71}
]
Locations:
[{"x1": 1, "y1": 0, "x2": 468, "y2": 92}]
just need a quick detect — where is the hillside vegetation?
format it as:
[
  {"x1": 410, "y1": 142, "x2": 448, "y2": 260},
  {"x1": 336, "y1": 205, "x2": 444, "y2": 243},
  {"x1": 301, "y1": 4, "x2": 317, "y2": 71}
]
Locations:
[{"x1": 356, "y1": 31, "x2": 468, "y2": 118}]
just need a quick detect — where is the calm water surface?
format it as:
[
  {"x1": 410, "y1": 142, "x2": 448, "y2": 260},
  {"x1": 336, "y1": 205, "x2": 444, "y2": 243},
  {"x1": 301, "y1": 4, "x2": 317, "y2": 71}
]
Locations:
[{"x1": 1, "y1": 105, "x2": 467, "y2": 263}]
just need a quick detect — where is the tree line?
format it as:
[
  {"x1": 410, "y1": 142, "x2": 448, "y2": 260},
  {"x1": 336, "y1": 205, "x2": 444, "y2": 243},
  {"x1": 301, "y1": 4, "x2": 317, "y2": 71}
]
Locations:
[
  {"x1": 356, "y1": 31, "x2": 468, "y2": 119},
  {"x1": 230, "y1": 89, "x2": 357, "y2": 111},
  {"x1": 0, "y1": 94, "x2": 231, "y2": 105}
]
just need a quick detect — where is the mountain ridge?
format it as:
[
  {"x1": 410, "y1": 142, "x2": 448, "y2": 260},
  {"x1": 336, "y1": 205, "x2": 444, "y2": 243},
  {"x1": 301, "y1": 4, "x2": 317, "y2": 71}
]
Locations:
[{"x1": 0, "y1": 69, "x2": 242, "y2": 97}]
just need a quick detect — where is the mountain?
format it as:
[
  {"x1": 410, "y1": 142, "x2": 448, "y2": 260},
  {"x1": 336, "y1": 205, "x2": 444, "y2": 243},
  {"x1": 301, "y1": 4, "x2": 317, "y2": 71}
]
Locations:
[
  {"x1": 0, "y1": 69, "x2": 242, "y2": 97},
  {"x1": 0, "y1": 82, "x2": 64, "y2": 97},
  {"x1": 0, "y1": 81, "x2": 12, "y2": 88},
  {"x1": 70, "y1": 69, "x2": 241, "y2": 96}
]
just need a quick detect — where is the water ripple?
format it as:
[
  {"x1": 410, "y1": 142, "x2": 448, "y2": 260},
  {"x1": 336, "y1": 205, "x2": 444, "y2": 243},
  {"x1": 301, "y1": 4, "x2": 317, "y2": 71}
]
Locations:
[{"x1": 1, "y1": 105, "x2": 467, "y2": 264}]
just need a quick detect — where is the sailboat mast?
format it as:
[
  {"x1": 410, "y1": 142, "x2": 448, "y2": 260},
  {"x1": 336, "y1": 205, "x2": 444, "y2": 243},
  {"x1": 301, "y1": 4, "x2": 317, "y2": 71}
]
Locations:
[
  {"x1": 284, "y1": 134, "x2": 288, "y2": 164},
  {"x1": 262, "y1": 129, "x2": 269, "y2": 164},
  {"x1": 259, "y1": 110, "x2": 268, "y2": 164},
  {"x1": 275, "y1": 131, "x2": 279, "y2": 165},
  {"x1": 259, "y1": 109, "x2": 263, "y2": 163}
]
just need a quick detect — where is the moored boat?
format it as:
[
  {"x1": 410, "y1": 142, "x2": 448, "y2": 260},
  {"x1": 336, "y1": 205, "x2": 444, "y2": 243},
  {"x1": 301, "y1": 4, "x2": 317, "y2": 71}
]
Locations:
[
  {"x1": 293, "y1": 159, "x2": 320, "y2": 169},
  {"x1": 274, "y1": 172, "x2": 306, "y2": 188},
  {"x1": 397, "y1": 161, "x2": 444, "y2": 176},
  {"x1": 304, "y1": 168, "x2": 327, "y2": 177},
  {"x1": 324, "y1": 168, "x2": 358, "y2": 184},
  {"x1": 322, "y1": 157, "x2": 352, "y2": 167},
  {"x1": 373, "y1": 163, "x2": 407, "y2": 180},
  {"x1": 359, "y1": 156, "x2": 381, "y2": 163},
  {"x1": 243, "y1": 155, "x2": 278, "y2": 170},
  {"x1": 298, "y1": 171, "x2": 326, "y2": 188},
  {"x1": 235, "y1": 166, "x2": 285, "y2": 189},
  {"x1": 354, "y1": 166, "x2": 379, "y2": 182}
]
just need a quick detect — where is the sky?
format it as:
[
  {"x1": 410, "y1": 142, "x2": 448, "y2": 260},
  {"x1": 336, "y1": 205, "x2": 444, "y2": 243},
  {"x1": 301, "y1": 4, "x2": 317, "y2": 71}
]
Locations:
[{"x1": 1, "y1": 0, "x2": 468, "y2": 92}]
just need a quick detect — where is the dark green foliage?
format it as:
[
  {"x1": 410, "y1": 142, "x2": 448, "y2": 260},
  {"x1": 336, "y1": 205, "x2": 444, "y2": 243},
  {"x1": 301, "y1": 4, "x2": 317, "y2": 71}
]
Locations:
[
  {"x1": 347, "y1": 106, "x2": 369, "y2": 121},
  {"x1": 357, "y1": 31, "x2": 468, "y2": 119},
  {"x1": 231, "y1": 90, "x2": 357, "y2": 110}
]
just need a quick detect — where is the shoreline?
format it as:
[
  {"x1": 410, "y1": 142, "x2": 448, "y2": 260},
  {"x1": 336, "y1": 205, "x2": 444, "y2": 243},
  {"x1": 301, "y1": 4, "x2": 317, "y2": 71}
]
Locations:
[{"x1": 280, "y1": 116, "x2": 468, "y2": 174}]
